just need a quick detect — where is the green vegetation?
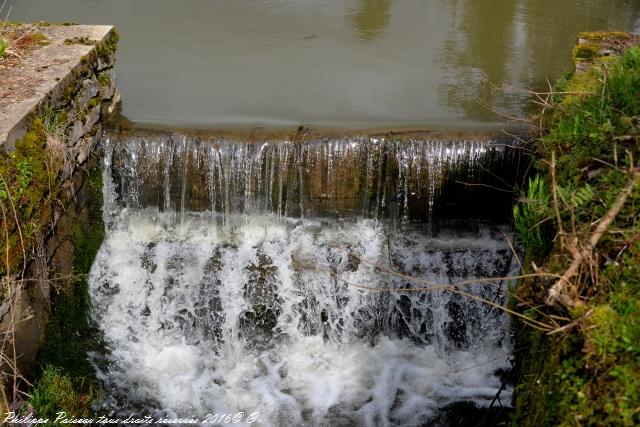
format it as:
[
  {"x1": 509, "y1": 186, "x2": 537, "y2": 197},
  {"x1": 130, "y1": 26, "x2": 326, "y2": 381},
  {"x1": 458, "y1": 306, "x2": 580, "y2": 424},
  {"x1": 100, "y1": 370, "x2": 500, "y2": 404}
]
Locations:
[
  {"x1": 572, "y1": 43, "x2": 602, "y2": 61},
  {"x1": 0, "y1": 118, "x2": 61, "y2": 275},
  {"x1": 579, "y1": 31, "x2": 630, "y2": 41},
  {"x1": 513, "y1": 175, "x2": 553, "y2": 254},
  {"x1": 0, "y1": 110, "x2": 103, "y2": 417},
  {"x1": 95, "y1": 29, "x2": 119, "y2": 64},
  {"x1": 97, "y1": 72, "x2": 111, "y2": 88},
  {"x1": 64, "y1": 36, "x2": 95, "y2": 46},
  {"x1": 0, "y1": 26, "x2": 118, "y2": 418},
  {"x1": 512, "y1": 46, "x2": 640, "y2": 426},
  {"x1": 30, "y1": 164, "x2": 105, "y2": 419},
  {"x1": 30, "y1": 366, "x2": 93, "y2": 420},
  {"x1": 0, "y1": 38, "x2": 5, "y2": 58}
]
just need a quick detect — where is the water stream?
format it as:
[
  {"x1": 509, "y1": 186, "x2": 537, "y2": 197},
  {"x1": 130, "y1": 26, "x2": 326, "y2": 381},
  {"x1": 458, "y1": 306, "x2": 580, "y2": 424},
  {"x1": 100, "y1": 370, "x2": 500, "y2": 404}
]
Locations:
[{"x1": 89, "y1": 135, "x2": 519, "y2": 426}]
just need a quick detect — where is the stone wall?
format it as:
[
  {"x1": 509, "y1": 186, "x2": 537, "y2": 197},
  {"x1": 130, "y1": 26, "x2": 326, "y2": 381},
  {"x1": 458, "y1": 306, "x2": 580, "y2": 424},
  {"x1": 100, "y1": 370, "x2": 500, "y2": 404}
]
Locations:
[{"x1": 0, "y1": 24, "x2": 119, "y2": 388}]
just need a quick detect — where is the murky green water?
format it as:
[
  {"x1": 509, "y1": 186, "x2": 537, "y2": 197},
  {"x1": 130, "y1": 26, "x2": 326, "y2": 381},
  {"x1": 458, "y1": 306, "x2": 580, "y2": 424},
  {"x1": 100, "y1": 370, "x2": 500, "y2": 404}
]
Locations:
[{"x1": 12, "y1": 0, "x2": 640, "y2": 129}]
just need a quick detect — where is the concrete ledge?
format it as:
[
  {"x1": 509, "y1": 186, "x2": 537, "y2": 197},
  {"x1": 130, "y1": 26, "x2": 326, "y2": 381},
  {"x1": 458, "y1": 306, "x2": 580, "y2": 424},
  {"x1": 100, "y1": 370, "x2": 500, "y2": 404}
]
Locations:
[{"x1": 0, "y1": 24, "x2": 115, "y2": 150}]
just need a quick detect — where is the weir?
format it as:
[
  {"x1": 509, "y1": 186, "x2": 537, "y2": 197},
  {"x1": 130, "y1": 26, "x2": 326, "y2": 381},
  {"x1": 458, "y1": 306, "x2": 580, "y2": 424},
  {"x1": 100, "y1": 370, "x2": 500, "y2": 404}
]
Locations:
[
  {"x1": 88, "y1": 133, "x2": 522, "y2": 425},
  {"x1": 109, "y1": 132, "x2": 521, "y2": 227}
]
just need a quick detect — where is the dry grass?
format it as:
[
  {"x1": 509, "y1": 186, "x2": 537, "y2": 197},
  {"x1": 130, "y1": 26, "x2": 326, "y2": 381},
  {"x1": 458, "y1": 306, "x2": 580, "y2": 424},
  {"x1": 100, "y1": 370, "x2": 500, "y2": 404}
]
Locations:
[{"x1": 1, "y1": 1, "x2": 49, "y2": 64}]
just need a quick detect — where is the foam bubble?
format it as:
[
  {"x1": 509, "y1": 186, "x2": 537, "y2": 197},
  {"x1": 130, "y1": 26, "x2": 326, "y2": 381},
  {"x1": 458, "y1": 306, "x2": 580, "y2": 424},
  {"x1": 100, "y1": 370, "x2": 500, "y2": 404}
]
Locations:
[{"x1": 89, "y1": 211, "x2": 514, "y2": 425}]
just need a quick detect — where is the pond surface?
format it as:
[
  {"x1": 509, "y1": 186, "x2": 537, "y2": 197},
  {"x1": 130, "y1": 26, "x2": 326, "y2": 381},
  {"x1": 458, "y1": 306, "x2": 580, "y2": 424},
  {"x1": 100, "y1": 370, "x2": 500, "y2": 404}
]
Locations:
[{"x1": 12, "y1": 0, "x2": 640, "y2": 129}]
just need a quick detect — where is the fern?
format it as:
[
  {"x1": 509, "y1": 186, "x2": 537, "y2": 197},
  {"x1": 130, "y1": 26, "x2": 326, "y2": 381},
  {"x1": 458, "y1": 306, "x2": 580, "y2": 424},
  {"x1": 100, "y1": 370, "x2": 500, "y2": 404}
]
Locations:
[
  {"x1": 514, "y1": 175, "x2": 553, "y2": 252},
  {"x1": 558, "y1": 183, "x2": 595, "y2": 209}
]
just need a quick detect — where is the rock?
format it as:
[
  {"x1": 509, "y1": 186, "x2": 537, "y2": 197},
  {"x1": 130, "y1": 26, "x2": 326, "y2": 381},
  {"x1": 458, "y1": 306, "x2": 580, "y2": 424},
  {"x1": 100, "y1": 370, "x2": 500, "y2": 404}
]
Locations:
[
  {"x1": 69, "y1": 77, "x2": 99, "y2": 119},
  {"x1": 103, "y1": 90, "x2": 122, "y2": 120},
  {"x1": 76, "y1": 123, "x2": 102, "y2": 164},
  {"x1": 69, "y1": 119, "x2": 85, "y2": 145},
  {"x1": 98, "y1": 68, "x2": 117, "y2": 100},
  {"x1": 96, "y1": 51, "x2": 115, "y2": 71}
]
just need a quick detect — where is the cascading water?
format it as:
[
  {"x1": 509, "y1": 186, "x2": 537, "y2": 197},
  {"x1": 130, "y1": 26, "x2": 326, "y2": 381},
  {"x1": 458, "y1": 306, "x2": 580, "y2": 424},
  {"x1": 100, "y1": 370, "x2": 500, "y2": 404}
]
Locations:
[{"x1": 89, "y1": 134, "x2": 520, "y2": 426}]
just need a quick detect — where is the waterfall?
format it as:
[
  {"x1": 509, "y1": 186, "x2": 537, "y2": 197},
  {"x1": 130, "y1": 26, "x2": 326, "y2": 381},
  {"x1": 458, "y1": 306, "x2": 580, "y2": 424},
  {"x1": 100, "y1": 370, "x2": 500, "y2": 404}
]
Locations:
[
  {"x1": 89, "y1": 134, "x2": 519, "y2": 426},
  {"x1": 109, "y1": 134, "x2": 519, "y2": 226}
]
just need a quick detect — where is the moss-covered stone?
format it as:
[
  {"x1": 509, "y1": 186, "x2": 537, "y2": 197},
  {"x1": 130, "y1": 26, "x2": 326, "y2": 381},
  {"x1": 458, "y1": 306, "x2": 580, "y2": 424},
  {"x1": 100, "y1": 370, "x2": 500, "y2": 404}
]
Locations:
[
  {"x1": 0, "y1": 118, "x2": 60, "y2": 276},
  {"x1": 32, "y1": 158, "x2": 105, "y2": 417},
  {"x1": 97, "y1": 72, "x2": 111, "y2": 89},
  {"x1": 63, "y1": 36, "x2": 95, "y2": 46},
  {"x1": 578, "y1": 31, "x2": 630, "y2": 41},
  {"x1": 572, "y1": 43, "x2": 602, "y2": 62}
]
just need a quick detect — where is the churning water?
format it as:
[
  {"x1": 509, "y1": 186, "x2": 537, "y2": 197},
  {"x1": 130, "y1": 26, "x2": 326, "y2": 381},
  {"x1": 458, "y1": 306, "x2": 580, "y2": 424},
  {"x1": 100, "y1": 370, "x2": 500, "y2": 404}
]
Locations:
[{"x1": 89, "y1": 135, "x2": 519, "y2": 426}]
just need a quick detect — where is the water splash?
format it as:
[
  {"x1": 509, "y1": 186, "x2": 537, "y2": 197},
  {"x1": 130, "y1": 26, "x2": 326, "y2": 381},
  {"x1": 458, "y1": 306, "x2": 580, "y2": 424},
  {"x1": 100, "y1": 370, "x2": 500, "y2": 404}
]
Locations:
[{"x1": 90, "y1": 136, "x2": 518, "y2": 426}]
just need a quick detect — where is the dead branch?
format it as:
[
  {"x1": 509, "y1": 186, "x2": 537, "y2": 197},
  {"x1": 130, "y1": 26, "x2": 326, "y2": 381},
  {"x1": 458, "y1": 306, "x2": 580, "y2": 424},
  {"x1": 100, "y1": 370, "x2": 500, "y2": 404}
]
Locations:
[
  {"x1": 454, "y1": 180, "x2": 514, "y2": 193},
  {"x1": 547, "y1": 310, "x2": 593, "y2": 335},
  {"x1": 502, "y1": 231, "x2": 523, "y2": 270},
  {"x1": 546, "y1": 171, "x2": 640, "y2": 307}
]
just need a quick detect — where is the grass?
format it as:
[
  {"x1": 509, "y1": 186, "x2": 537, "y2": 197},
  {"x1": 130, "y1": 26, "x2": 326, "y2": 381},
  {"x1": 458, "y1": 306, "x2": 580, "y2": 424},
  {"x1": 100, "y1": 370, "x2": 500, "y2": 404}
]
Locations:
[
  {"x1": 0, "y1": 24, "x2": 48, "y2": 61},
  {"x1": 512, "y1": 46, "x2": 640, "y2": 426},
  {"x1": 0, "y1": 118, "x2": 60, "y2": 277},
  {"x1": 29, "y1": 366, "x2": 93, "y2": 421}
]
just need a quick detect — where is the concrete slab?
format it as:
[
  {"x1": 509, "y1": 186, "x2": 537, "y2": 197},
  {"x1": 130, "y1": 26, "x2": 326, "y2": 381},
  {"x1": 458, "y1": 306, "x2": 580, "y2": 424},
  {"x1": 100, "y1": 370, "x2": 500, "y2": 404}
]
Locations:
[{"x1": 0, "y1": 24, "x2": 114, "y2": 150}]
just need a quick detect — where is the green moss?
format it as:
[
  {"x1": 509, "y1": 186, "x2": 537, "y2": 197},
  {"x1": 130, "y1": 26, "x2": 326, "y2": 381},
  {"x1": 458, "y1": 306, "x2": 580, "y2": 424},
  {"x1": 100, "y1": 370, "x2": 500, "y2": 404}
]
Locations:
[
  {"x1": 94, "y1": 29, "x2": 119, "y2": 64},
  {"x1": 97, "y1": 72, "x2": 111, "y2": 88},
  {"x1": 512, "y1": 318, "x2": 584, "y2": 427},
  {"x1": 30, "y1": 32, "x2": 49, "y2": 45},
  {"x1": 572, "y1": 43, "x2": 602, "y2": 62},
  {"x1": 87, "y1": 96, "x2": 99, "y2": 109},
  {"x1": 63, "y1": 36, "x2": 95, "y2": 46},
  {"x1": 60, "y1": 71, "x2": 82, "y2": 107},
  {"x1": 579, "y1": 31, "x2": 630, "y2": 41},
  {"x1": 0, "y1": 118, "x2": 60, "y2": 275}
]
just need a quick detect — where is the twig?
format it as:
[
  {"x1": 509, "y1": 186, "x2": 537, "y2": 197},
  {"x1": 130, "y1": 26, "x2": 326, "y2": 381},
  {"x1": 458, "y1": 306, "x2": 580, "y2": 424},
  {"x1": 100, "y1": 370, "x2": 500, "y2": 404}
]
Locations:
[
  {"x1": 453, "y1": 181, "x2": 514, "y2": 193},
  {"x1": 547, "y1": 310, "x2": 593, "y2": 335},
  {"x1": 502, "y1": 231, "x2": 522, "y2": 270},
  {"x1": 550, "y1": 152, "x2": 565, "y2": 251},
  {"x1": 342, "y1": 278, "x2": 554, "y2": 331},
  {"x1": 547, "y1": 171, "x2": 640, "y2": 307}
]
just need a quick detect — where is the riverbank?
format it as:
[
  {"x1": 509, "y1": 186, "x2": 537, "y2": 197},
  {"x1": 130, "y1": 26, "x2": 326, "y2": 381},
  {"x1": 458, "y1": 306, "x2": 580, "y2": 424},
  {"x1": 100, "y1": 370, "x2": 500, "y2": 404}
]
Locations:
[{"x1": 511, "y1": 32, "x2": 640, "y2": 426}]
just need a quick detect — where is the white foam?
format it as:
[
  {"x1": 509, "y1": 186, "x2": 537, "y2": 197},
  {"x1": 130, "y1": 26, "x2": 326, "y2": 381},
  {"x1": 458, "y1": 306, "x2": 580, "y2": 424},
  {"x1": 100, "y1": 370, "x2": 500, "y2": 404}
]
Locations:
[{"x1": 89, "y1": 211, "x2": 514, "y2": 425}]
